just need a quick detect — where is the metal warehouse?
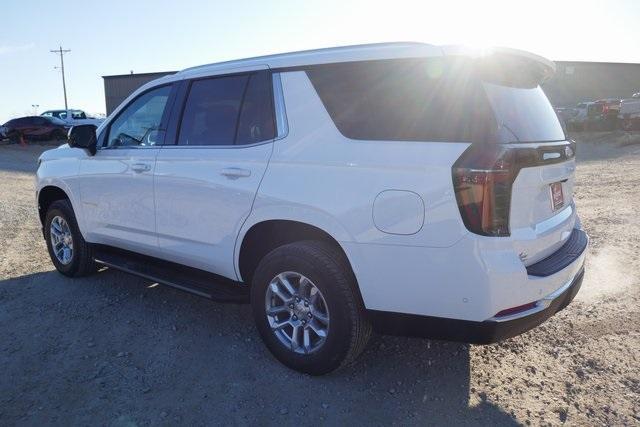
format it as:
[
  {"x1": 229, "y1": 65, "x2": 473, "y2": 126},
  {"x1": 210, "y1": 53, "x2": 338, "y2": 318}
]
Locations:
[
  {"x1": 544, "y1": 61, "x2": 640, "y2": 106},
  {"x1": 102, "y1": 71, "x2": 175, "y2": 115}
]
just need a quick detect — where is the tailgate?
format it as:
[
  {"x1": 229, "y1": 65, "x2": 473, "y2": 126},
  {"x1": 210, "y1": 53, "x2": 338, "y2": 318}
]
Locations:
[{"x1": 509, "y1": 143, "x2": 577, "y2": 265}]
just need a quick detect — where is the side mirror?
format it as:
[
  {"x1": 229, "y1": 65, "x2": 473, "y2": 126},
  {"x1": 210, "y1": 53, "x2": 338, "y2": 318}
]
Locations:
[{"x1": 68, "y1": 124, "x2": 97, "y2": 155}]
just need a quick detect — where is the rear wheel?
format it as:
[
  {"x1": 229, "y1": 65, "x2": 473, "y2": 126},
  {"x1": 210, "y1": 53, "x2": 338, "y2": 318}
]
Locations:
[
  {"x1": 44, "y1": 199, "x2": 96, "y2": 277},
  {"x1": 251, "y1": 240, "x2": 371, "y2": 375}
]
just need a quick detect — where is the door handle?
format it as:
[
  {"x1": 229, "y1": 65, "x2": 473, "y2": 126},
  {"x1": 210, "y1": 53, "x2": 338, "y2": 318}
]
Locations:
[
  {"x1": 220, "y1": 167, "x2": 251, "y2": 179},
  {"x1": 131, "y1": 163, "x2": 151, "y2": 173}
]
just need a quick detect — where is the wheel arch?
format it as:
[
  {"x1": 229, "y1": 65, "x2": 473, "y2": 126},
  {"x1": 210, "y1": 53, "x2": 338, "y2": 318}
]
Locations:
[
  {"x1": 38, "y1": 185, "x2": 71, "y2": 226},
  {"x1": 236, "y1": 218, "x2": 360, "y2": 292}
]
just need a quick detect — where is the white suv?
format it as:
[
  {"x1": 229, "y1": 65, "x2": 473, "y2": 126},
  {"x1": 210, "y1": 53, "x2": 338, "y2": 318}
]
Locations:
[{"x1": 36, "y1": 43, "x2": 587, "y2": 375}]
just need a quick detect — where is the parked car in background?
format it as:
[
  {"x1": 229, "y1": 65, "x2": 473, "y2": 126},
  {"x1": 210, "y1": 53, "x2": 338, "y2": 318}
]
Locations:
[
  {"x1": 619, "y1": 92, "x2": 640, "y2": 130},
  {"x1": 41, "y1": 109, "x2": 104, "y2": 127},
  {"x1": 36, "y1": 43, "x2": 586, "y2": 375},
  {"x1": 595, "y1": 98, "x2": 621, "y2": 130},
  {"x1": 2, "y1": 116, "x2": 69, "y2": 142},
  {"x1": 565, "y1": 102, "x2": 591, "y2": 131},
  {"x1": 566, "y1": 99, "x2": 620, "y2": 131},
  {"x1": 555, "y1": 107, "x2": 578, "y2": 130}
]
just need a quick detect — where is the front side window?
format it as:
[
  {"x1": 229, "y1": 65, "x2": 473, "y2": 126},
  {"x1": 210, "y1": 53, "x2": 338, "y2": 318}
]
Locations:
[
  {"x1": 106, "y1": 85, "x2": 171, "y2": 148},
  {"x1": 178, "y1": 71, "x2": 275, "y2": 146}
]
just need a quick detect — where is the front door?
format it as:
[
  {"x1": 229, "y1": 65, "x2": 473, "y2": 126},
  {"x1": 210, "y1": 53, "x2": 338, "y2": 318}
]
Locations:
[
  {"x1": 78, "y1": 84, "x2": 174, "y2": 256},
  {"x1": 154, "y1": 69, "x2": 275, "y2": 279}
]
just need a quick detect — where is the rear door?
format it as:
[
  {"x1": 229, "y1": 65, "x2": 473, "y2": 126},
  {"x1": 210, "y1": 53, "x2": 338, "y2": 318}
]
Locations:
[
  {"x1": 78, "y1": 84, "x2": 176, "y2": 255},
  {"x1": 154, "y1": 67, "x2": 275, "y2": 279}
]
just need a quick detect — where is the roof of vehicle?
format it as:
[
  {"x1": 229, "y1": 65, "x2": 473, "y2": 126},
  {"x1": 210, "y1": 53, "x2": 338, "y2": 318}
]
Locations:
[
  {"x1": 152, "y1": 42, "x2": 555, "y2": 82},
  {"x1": 106, "y1": 42, "x2": 556, "y2": 131},
  {"x1": 41, "y1": 109, "x2": 84, "y2": 113}
]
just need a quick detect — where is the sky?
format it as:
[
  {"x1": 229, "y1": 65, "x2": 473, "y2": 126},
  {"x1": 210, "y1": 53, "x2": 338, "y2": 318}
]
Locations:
[{"x1": 1, "y1": 0, "x2": 639, "y2": 123}]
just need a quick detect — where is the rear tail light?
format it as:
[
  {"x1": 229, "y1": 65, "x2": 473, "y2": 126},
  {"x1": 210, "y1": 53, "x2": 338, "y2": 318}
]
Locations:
[
  {"x1": 452, "y1": 144, "x2": 516, "y2": 236},
  {"x1": 452, "y1": 142, "x2": 572, "y2": 237}
]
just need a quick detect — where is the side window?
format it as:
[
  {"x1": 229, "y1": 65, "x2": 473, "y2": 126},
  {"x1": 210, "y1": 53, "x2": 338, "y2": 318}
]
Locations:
[
  {"x1": 177, "y1": 71, "x2": 275, "y2": 146},
  {"x1": 306, "y1": 58, "x2": 493, "y2": 143},
  {"x1": 106, "y1": 85, "x2": 171, "y2": 148},
  {"x1": 236, "y1": 72, "x2": 275, "y2": 144},
  {"x1": 178, "y1": 75, "x2": 248, "y2": 146}
]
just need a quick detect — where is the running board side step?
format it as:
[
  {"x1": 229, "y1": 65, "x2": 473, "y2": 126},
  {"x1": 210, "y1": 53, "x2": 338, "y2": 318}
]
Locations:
[{"x1": 93, "y1": 245, "x2": 249, "y2": 303}]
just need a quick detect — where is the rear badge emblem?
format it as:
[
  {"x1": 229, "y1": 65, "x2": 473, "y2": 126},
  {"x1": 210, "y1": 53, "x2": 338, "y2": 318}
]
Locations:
[{"x1": 519, "y1": 251, "x2": 528, "y2": 262}]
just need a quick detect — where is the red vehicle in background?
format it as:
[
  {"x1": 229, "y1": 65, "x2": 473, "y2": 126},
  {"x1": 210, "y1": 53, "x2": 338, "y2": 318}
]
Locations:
[{"x1": 1, "y1": 116, "x2": 69, "y2": 143}]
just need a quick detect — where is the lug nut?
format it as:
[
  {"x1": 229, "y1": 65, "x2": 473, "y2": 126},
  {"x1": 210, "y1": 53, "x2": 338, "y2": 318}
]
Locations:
[
  {"x1": 289, "y1": 303, "x2": 294, "y2": 309},
  {"x1": 302, "y1": 319, "x2": 306, "y2": 325},
  {"x1": 292, "y1": 315, "x2": 298, "y2": 320},
  {"x1": 295, "y1": 297, "x2": 300, "y2": 303},
  {"x1": 304, "y1": 301, "x2": 309, "y2": 307},
  {"x1": 308, "y1": 313, "x2": 312, "y2": 318}
]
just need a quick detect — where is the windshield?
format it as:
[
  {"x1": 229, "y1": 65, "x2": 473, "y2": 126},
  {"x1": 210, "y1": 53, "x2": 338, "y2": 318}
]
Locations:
[{"x1": 482, "y1": 83, "x2": 566, "y2": 143}]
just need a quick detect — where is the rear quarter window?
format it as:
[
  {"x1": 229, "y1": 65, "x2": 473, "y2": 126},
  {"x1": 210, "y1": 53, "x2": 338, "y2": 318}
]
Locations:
[{"x1": 306, "y1": 58, "x2": 495, "y2": 143}]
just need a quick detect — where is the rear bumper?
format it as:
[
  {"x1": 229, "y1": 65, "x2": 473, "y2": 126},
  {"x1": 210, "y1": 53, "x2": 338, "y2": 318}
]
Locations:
[{"x1": 368, "y1": 266, "x2": 584, "y2": 344}]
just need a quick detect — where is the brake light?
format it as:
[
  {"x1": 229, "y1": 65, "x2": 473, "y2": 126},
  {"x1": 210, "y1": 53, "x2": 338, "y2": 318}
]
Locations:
[{"x1": 452, "y1": 144, "x2": 517, "y2": 237}]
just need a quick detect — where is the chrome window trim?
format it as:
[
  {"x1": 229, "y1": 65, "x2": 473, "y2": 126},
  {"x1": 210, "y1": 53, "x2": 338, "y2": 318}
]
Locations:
[{"x1": 272, "y1": 72, "x2": 289, "y2": 141}]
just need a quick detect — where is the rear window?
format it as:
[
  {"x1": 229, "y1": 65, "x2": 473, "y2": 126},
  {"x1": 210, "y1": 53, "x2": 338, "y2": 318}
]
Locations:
[
  {"x1": 482, "y1": 84, "x2": 565, "y2": 143},
  {"x1": 306, "y1": 58, "x2": 495, "y2": 143},
  {"x1": 307, "y1": 57, "x2": 565, "y2": 144}
]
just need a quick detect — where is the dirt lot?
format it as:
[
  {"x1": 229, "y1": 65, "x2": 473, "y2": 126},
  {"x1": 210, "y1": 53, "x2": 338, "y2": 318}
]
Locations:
[{"x1": 1, "y1": 133, "x2": 639, "y2": 426}]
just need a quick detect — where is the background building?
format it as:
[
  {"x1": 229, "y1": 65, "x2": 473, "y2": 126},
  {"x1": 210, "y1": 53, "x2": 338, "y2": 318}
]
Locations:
[
  {"x1": 103, "y1": 71, "x2": 175, "y2": 115},
  {"x1": 102, "y1": 61, "x2": 640, "y2": 116},
  {"x1": 543, "y1": 61, "x2": 640, "y2": 106}
]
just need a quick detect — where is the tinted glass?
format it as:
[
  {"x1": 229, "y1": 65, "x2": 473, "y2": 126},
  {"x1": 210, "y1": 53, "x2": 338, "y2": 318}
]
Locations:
[
  {"x1": 307, "y1": 58, "x2": 494, "y2": 143},
  {"x1": 236, "y1": 72, "x2": 275, "y2": 144},
  {"x1": 106, "y1": 85, "x2": 171, "y2": 147},
  {"x1": 483, "y1": 83, "x2": 565, "y2": 142},
  {"x1": 45, "y1": 116, "x2": 67, "y2": 126},
  {"x1": 178, "y1": 75, "x2": 249, "y2": 146}
]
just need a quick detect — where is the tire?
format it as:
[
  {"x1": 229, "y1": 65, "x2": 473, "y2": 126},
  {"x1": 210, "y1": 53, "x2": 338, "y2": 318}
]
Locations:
[
  {"x1": 251, "y1": 240, "x2": 371, "y2": 375},
  {"x1": 8, "y1": 132, "x2": 21, "y2": 143},
  {"x1": 44, "y1": 199, "x2": 96, "y2": 277}
]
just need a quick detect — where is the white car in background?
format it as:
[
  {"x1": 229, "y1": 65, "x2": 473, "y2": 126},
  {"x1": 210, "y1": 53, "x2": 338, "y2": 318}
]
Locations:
[
  {"x1": 40, "y1": 109, "x2": 104, "y2": 127},
  {"x1": 35, "y1": 43, "x2": 587, "y2": 375}
]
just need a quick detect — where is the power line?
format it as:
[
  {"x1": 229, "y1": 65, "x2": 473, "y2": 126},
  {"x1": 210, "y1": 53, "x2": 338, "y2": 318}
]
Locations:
[{"x1": 50, "y1": 46, "x2": 71, "y2": 110}]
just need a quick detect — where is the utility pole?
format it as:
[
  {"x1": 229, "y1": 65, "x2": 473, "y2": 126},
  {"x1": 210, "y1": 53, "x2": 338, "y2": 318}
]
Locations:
[{"x1": 50, "y1": 46, "x2": 71, "y2": 110}]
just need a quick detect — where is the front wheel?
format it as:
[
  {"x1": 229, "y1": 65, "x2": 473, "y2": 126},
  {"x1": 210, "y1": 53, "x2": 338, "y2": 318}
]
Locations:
[
  {"x1": 251, "y1": 240, "x2": 371, "y2": 375},
  {"x1": 44, "y1": 199, "x2": 96, "y2": 277}
]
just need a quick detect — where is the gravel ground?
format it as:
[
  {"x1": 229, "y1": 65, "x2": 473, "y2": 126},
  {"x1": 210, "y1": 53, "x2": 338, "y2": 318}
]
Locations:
[{"x1": 0, "y1": 134, "x2": 639, "y2": 426}]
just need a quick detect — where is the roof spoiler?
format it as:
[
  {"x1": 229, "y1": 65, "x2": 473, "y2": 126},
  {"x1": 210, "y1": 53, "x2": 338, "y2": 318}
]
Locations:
[{"x1": 441, "y1": 45, "x2": 556, "y2": 85}]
